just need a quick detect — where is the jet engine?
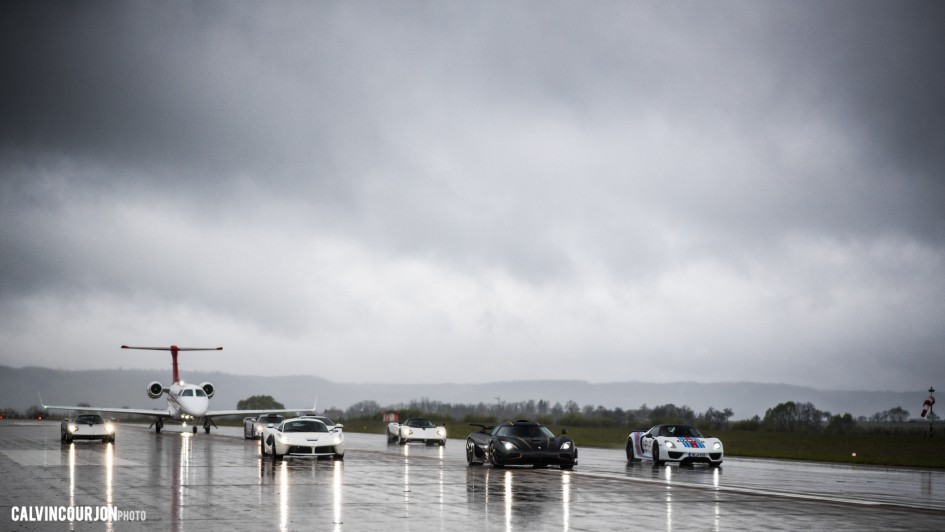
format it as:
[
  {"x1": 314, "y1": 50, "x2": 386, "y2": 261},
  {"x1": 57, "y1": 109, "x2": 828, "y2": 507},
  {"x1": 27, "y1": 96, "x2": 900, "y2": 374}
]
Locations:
[
  {"x1": 147, "y1": 381, "x2": 165, "y2": 399},
  {"x1": 200, "y1": 382, "x2": 215, "y2": 399}
]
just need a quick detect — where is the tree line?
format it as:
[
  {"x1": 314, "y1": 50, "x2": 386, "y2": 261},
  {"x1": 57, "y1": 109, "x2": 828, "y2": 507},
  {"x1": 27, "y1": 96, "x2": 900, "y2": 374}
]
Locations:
[
  {"x1": 327, "y1": 398, "x2": 927, "y2": 433},
  {"x1": 3, "y1": 396, "x2": 930, "y2": 434}
]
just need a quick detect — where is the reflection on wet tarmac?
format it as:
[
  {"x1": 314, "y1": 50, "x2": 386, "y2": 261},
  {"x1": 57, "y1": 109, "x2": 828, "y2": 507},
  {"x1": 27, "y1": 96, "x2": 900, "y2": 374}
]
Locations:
[
  {"x1": 561, "y1": 471, "x2": 571, "y2": 531},
  {"x1": 63, "y1": 439, "x2": 117, "y2": 530},
  {"x1": 332, "y1": 460, "x2": 343, "y2": 530},
  {"x1": 503, "y1": 469, "x2": 512, "y2": 531},
  {"x1": 104, "y1": 442, "x2": 114, "y2": 532},
  {"x1": 3, "y1": 424, "x2": 944, "y2": 531},
  {"x1": 67, "y1": 443, "x2": 75, "y2": 508},
  {"x1": 278, "y1": 460, "x2": 288, "y2": 531}
]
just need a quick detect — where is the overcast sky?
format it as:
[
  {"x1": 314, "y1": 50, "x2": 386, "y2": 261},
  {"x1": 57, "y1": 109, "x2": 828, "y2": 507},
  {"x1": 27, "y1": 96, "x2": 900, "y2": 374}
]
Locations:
[{"x1": 1, "y1": 1, "x2": 943, "y2": 392}]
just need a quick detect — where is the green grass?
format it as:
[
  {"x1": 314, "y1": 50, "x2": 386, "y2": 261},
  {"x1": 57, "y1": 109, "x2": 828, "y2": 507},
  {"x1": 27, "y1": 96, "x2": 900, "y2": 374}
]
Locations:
[{"x1": 348, "y1": 418, "x2": 945, "y2": 469}]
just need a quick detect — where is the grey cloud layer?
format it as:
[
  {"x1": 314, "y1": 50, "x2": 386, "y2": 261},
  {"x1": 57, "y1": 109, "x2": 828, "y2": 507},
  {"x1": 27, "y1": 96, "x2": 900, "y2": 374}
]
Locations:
[{"x1": 1, "y1": 1, "x2": 943, "y2": 391}]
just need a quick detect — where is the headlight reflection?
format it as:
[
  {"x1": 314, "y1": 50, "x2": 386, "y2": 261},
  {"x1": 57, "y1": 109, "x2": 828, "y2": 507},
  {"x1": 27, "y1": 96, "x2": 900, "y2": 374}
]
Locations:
[
  {"x1": 503, "y1": 470, "x2": 513, "y2": 532},
  {"x1": 104, "y1": 443, "x2": 114, "y2": 532},
  {"x1": 562, "y1": 471, "x2": 571, "y2": 531},
  {"x1": 332, "y1": 460, "x2": 343, "y2": 531},
  {"x1": 278, "y1": 460, "x2": 289, "y2": 532}
]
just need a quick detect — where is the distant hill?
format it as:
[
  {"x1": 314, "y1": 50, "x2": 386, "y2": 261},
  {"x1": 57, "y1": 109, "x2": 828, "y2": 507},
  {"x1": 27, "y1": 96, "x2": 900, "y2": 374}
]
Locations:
[{"x1": 0, "y1": 365, "x2": 926, "y2": 420}]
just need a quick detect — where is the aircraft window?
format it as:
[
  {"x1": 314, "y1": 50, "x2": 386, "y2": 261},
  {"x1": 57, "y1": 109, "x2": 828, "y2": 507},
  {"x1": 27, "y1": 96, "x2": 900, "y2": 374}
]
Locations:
[
  {"x1": 195, "y1": 389, "x2": 206, "y2": 397},
  {"x1": 182, "y1": 389, "x2": 194, "y2": 397}
]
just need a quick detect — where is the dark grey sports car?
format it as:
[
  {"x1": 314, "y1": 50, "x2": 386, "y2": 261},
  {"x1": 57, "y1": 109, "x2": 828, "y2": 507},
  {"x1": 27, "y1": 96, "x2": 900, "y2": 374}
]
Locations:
[{"x1": 466, "y1": 420, "x2": 577, "y2": 469}]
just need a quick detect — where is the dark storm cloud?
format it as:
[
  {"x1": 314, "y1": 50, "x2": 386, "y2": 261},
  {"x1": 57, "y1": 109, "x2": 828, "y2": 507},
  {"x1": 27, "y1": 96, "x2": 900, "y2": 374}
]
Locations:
[{"x1": 1, "y1": 1, "x2": 943, "y2": 390}]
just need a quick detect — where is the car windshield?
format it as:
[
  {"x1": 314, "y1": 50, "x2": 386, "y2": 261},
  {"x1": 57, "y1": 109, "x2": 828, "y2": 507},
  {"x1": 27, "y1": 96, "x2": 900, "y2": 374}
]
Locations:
[
  {"x1": 495, "y1": 425, "x2": 555, "y2": 438},
  {"x1": 405, "y1": 419, "x2": 434, "y2": 428},
  {"x1": 260, "y1": 415, "x2": 284, "y2": 423},
  {"x1": 658, "y1": 425, "x2": 703, "y2": 438},
  {"x1": 281, "y1": 420, "x2": 327, "y2": 433},
  {"x1": 75, "y1": 415, "x2": 103, "y2": 424}
]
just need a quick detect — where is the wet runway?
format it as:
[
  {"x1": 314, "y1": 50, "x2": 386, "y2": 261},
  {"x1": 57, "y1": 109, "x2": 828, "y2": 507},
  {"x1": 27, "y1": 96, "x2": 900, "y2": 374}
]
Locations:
[{"x1": 1, "y1": 420, "x2": 943, "y2": 530}]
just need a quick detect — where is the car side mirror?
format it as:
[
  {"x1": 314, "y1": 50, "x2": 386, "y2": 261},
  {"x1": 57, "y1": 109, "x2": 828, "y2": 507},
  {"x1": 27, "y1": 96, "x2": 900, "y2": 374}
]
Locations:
[
  {"x1": 336, "y1": 423, "x2": 344, "y2": 428},
  {"x1": 561, "y1": 429, "x2": 568, "y2": 435}
]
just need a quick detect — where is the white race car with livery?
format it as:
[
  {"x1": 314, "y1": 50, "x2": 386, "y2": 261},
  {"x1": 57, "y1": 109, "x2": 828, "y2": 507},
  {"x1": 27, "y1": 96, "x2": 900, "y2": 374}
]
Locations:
[
  {"x1": 386, "y1": 418, "x2": 446, "y2": 445},
  {"x1": 261, "y1": 417, "x2": 345, "y2": 460},
  {"x1": 626, "y1": 424, "x2": 722, "y2": 467}
]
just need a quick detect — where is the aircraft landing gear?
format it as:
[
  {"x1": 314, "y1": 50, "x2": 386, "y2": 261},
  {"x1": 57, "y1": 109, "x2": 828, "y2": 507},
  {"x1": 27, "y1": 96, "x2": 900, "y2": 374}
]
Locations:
[
  {"x1": 192, "y1": 425, "x2": 197, "y2": 434},
  {"x1": 204, "y1": 421, "x2": 211, "y2": 434},
  {"x1": 155, "y1": 419, "x2": 163, "y2": 434}
]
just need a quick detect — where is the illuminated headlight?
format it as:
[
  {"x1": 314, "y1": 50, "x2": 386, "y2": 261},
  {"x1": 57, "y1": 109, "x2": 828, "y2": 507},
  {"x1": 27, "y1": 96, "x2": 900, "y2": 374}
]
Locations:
[
  {"x1": 560, "y1": 442, "x2": 572, "y2": 450},
  {"x1": 69, "y1": 424, "x2": 78, "y2": 433},
  {"x1": 105, "y1": 423, "x2": 114, "y2": 433},
  {"x1": 437, "y1": 429, "x2": 445, "y2": 437},
  {"x1": 502, "y1": 441, "x2": 517, "y2": 451},
  {"x1": 713, "y1": 442, "x2": 722, "y2": 450},
  {"x1": 665, "y1": 441, "x2": 676, "y2": 449},
  {"x1": 407, "y1": 429, "x2": 414, "y2": 436}
]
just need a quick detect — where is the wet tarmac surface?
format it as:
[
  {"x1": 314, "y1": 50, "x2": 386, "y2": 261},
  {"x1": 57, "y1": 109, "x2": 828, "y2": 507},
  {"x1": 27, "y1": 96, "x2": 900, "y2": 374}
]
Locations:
[{"x1": 1, "y1": 420, "x2": 943, "y2": 530}]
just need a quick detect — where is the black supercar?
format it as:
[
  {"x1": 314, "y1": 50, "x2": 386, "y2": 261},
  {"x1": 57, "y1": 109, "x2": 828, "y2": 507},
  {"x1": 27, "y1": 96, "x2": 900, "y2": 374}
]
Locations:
[{"x1": 465, "y1": 419, "x2": 577, "y2": 469}]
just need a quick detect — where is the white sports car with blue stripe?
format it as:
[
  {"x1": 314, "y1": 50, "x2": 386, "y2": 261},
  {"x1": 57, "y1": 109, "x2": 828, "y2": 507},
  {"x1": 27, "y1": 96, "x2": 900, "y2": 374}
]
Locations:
[{"x1": 626, "y1": 424, "x2": 722, "y2": 467}]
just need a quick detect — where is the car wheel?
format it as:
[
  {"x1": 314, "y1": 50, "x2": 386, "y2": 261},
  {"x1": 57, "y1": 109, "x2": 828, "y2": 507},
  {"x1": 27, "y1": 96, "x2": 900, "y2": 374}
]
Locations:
[
  {"x1": 261, "y1": 439, "x2": 268, "y2": 456},
  {"x1": 192, "y1": 425, "x2": 197, "y2": 434},
  {"x1": 626, "y1": 438, "x2": 638, "y2": 462},
  {"x1": 398, "y1": 436, "x2": 406, "y2": 445},
  {"x1": 333, "y1": 452, "x2": 344, "y2": 461},
  {"x1": 439, "y1": 440, "x2": 446, "y2": 447},
  {"x1": 466, "y1": 439, "x2": 479, "y2": 465},
  {"x1": 60, "y1": 432, "x2": 66, "y2": 443},
  {"x1": 561, "y1": 463, "x2": 574, "y2": 470},
  {"x1": 489, "y1": 444, "x2": 504, "y2": 468},
  {"x1": 653, "y1": 444, "x2": 663, "y2": 466}
]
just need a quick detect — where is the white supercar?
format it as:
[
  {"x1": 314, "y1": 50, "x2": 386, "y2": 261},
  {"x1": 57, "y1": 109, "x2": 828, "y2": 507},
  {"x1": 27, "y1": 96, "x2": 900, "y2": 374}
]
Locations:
[{"x1": 262, "y1": 418, "x2": 345, "y2": 461}]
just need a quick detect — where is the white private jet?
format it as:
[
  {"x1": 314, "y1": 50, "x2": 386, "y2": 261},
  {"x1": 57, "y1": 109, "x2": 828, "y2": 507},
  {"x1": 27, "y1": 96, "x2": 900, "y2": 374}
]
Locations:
[{"x1": 44, "y1": 345, "x2": 311, "y2": 434}]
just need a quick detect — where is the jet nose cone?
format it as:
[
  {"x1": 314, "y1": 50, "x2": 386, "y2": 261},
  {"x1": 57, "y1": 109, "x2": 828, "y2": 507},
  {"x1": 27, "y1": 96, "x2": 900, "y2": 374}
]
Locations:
[{"x1": 187, "y1": 398, "x2": 209, "y2": 417}]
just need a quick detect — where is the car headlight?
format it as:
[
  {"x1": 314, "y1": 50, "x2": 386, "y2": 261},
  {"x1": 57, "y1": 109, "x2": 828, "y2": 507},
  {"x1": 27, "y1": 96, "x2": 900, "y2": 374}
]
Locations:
[
  {"x1": 437, "y1": 429, "x2": 445, "y2": 437},
  {"x1": 407, "y1": 429, "x2": 414, "y2": 436},
  {"x1": 713, "y1": 442, "x2": 722, "y2": 450},
  {"x1": 665, "y1": 440, "x2": 676, "y2": 449},
  {"x1": 560, "y1": 442, "x2": 571, "y2": 450},
  {"x1": 105, "y1": 423, "x2": 114, "y2": 433},
  {"x1": 69, "y1": 424, "x2": 78, "y2": 433},
  {"x1": 502, "y1": 441, "x2": 517, "y2": 451}
]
